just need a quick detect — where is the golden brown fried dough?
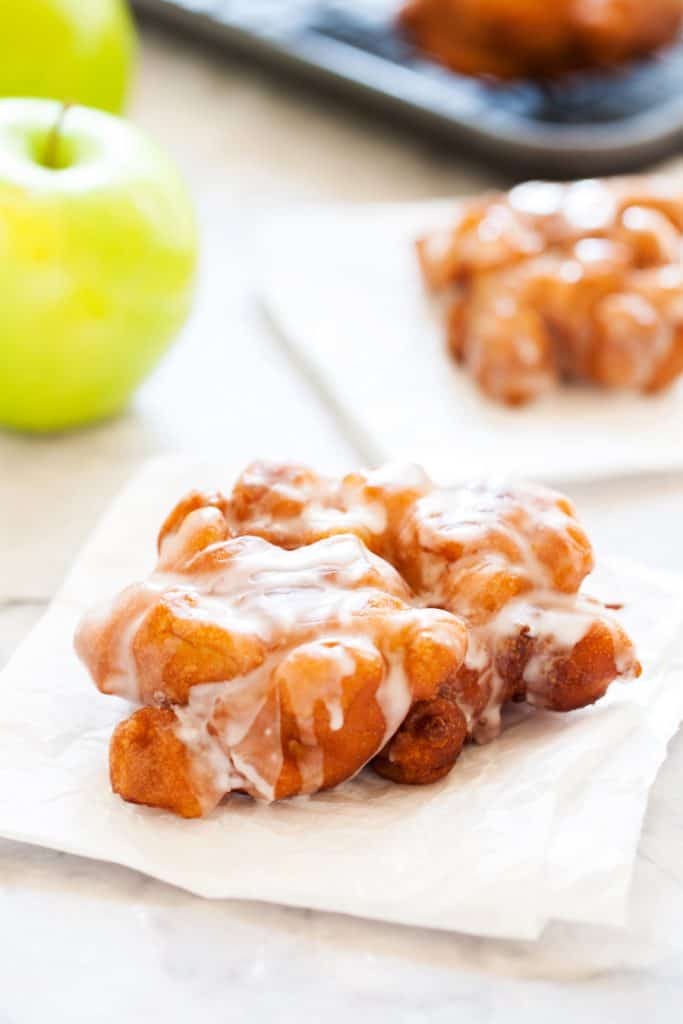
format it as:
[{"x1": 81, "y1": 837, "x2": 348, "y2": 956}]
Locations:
[
  {"x1": 372, "y1": 690, "x2": 469, "y2": 785},
  {"x1": 77, "y1": 527, "x2": 469, "y2": 816},
  {"x1": 400, "y1": 0, "x2": 683, "y2": 81},
  {"x1": 386, "y1": 478, "x2": 640, "y2": 753},
  {"x1": 76, "y1": 462, "x2": 640, "y2": 815},
  {"x1": 151, "y1": 465, "x2": 640, "y2": 788},
  {"x1": 417, "y1": 177, "x2": 683, "y2": 405},
  {"x1": 110, "y1": 707, "x2": 205, "y2": 819}
]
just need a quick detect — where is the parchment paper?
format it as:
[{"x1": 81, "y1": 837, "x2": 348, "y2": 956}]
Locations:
[{"x1": 0, "y1": 458, "x2": 682, "y2": 940}]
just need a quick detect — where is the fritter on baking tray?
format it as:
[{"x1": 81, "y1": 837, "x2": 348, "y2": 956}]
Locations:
[
  {"x1": 417, "y1": 176, "x2": 683, "y2": 405},
  {"x1": 400, "y1": 0, "x2": 683, "y2": 81},
  {"x1": 75, "y1": 462, "x2": 639, "y2": 817}
]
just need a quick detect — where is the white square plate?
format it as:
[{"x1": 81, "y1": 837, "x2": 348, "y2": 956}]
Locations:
[{"x1": 260, "y1": 202, "x2": 683, "y2": 485}]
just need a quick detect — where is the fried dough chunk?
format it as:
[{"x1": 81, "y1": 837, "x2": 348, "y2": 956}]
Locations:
[
  {"x1": 383, "y1": 479, "x2": 641, "y2": 761},
  {"x1": 400, "y1": 0, "x2": 683, "y2": 81},
  {"x1": 76, "y1": 528, "x2": 468, "y2": 817},
  {"x1": 154, "y1": 464, "x2": 640, "y2": 788},
  {"x1": 77, "y1": 462, "x2": 641, "y2": 812},
  {"x1": 157, "y1": 460, "x2": 432, "y2": 562},
  {"x1": 417, "y1": 177, "x2": 683, "y2": 404}
]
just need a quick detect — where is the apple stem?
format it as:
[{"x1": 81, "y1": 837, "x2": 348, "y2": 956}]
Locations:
[{"x1": 43, "y1": 103, "x2": 73, "y2": 170}]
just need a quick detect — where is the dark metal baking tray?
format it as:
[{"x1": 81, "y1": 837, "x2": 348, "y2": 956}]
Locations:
[{"x1": 132, "y1": 0, "x2": 683, "y2": 176}]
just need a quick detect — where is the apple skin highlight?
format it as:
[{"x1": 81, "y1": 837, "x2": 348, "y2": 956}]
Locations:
[{"x1": 0, "y1": 99, "x2": 198, "y2": 433}]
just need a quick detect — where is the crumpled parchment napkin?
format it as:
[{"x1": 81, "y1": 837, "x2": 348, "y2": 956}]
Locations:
[{"x1": 0, "y1": 458, "x2": 681, "y2": 941}]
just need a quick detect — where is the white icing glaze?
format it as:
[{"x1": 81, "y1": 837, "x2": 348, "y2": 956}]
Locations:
[
  {"x1": 376, "y1": 653, "x2": 414, "y2": 749},
  {"x1": 509, "y1": 181, "x2": 565, "y2": 218},
  {"x1": 419, "y1": 177, "x2": 683, "y2": 403},
  {"x1": 78, "y1": 527, "x2": 467, "y2": 808},
  {"x1": 220, "y1": 461, "x2": 399, "y2": 553},
  {"x1": 76, "y1": 463, "x2": 639, "y2": 814},
  {"x1": 397, "y1": 480, "x2": 637, "y2": 745},
  {"x1": 361, "y1": 462, "x2": 432, "y2": 495}
]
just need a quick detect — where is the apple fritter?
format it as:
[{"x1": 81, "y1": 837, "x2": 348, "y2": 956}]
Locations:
[
  {"x1": 76, "y1": 529, "x2": 469, "y2": 817},
  {"x1": 417, "y1": 177, "x2": 683, "y2": 405},
  {"x1": 152, "y1": 464, "x2": 640, "y2": 787},
  {"x1": 157, "y1": 460, "x2": 432, "y2": 563},
  {"x1": 400, "y1": 0, "x2": 683, "y2": 81},
  {"x1": 76, "y1": 461, "x2": 640, "y2": 814},
  {"x1": 382, "y1": 479, "x2": 640, "y2": 768}
]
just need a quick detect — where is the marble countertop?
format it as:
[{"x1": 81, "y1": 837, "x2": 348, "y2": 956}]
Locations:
[{"x1": 2, "y1": 23, "x2": 683, "y2": 1023}]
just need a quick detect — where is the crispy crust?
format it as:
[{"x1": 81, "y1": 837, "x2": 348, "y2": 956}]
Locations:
[
  {"x1": 110, "y1": 708, "x2": 205, "y2": 819},
  {"x1": 77, "y1": 462, "x2": 640, "y2": 815},
  {"x1": 78, "y1": 523, "x2": 469, "y2": 815}
]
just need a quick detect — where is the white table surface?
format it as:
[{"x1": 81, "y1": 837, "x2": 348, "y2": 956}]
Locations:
[{"x1": 2, "y1": 23, "x2": 683, "y2": 1023}]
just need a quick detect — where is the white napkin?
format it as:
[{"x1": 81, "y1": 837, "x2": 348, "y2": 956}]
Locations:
[
  {"x1": 259, "y1": 202, "x2": 683, "y2": 485},
  {"x1": 0, "y1": 457, "x2": 682, "y2": 940}
]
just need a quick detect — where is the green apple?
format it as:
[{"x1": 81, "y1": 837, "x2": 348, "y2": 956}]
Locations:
[
  {"x1": 1, "y1": 0, "x2": 136, "y2": 114},
  {"x1": 0, "y1": 99, "x2": 198, "y2": 432}
]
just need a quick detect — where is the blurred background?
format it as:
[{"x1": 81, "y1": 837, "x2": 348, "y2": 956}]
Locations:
[{"x1": 0, "y1": 1, "x2": 501, "y2": 648}]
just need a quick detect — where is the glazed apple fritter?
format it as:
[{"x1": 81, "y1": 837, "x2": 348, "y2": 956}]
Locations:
[
  {"x1": 75, "y1": 461, "x2": 640, "y2": 816},
  {"x1": 76, "y1": 528, "x2": 468, "y2": 817},
  {"x1": 417, "y1": 176, "x2": 683, "y2": 405},
  {"x1": 400, "y1": 0, "x2": 683, "y2": 81},
  {"x1": 385, "y1": 477, "x2": 639, "y2": 758}
]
